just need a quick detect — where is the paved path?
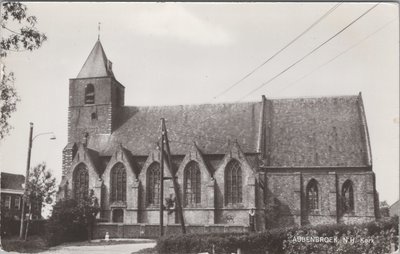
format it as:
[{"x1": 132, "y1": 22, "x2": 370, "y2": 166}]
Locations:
[
  {"x1": 41, "y1": 242, "x2": 156, "y2": 254},
  {"x1": 1, "y1": 241, "x2": 156, "y2": 254}
]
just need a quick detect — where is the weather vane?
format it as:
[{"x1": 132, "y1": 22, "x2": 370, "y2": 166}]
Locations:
[{"x1": 98, "y1": 22, "x2": 101, "y2": 40}]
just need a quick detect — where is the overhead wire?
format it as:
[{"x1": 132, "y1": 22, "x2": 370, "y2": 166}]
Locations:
[
  {"x1": 238, "y1": 2, "x2": 380, "y2": 101},
  {"x1": 193, "y1": 3, "x2": 380, "y2": 127},
  {"x1": 275, "y1": 18, "x2": 396, "y2": 95},
  {"x1": 211, "y1": 2, "x2": 342, "y2": 101}
]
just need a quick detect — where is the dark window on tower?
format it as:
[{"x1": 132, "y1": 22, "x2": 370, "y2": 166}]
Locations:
[
  {"x1": 342, "y1": 180, "x2": 354, "y2": 213},
  {"x1": 225, "y1": 159, "x2": 242, "y2": 205},
  {"x1": 306, "y1": 179, "x2": 319, "y2": 213},
  {"x1": 74, "y1": 163, "x2": 89, "y2": 201},
  {"x1": 85, "y1": 84, "x2": 95, "y2": 104},
  {"x1": 110, "y1": 163, "x2": 127, "y2": 202},
  {"x1": 147, "y1": 162, "x2": 160, "y2": 206},
  {"x1": 184, "y1": 161, "x2": 201, "y2": 206}
]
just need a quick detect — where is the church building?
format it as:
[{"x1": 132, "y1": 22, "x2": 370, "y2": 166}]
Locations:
[{"x1": 58, "y1": 40, "x2": 378, "y2": 233}]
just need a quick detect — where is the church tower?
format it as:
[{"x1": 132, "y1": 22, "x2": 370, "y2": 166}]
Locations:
[
  {"x1": 62, "y1": 39, "x2": 125, "y2": 177},
  {"x1": 67, "y1": 39, "x2": 125, "y2": 144}
]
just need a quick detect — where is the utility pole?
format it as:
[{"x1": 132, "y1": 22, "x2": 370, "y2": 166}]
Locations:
[
  {"x1": 161, "y1": 119, "x2": 186, "y2": 234},
  {"x1": 20, "y1": 122, "x2": 33, "y2": 239},
  {"x1": 160, "y1": 118, "x2": 165, "y2": 236}
]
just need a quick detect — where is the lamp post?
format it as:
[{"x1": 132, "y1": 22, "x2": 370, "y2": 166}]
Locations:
[{"x1": 19, "y1": 122, "x2": 56, "y2": 239}]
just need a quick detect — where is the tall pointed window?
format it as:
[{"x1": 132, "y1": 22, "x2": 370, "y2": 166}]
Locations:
[
  {"x1": 85, "y1": 84, "x2": 95, "y2": 104},
  {"x1": 225, "y1": 160, "x2": 242, "y2": 205},
  {"x1": 110, "y1": 163, "x2": 126, "y2": 202},
  {"x1": 342, "y1": 180, "x2": 354, "y2": 213},
  {"x1": 306, "y1": 179, "x2": 319, "y2": 213},
  {"x1": 147, "y1": 162, "x2": 160, "y2": 206},
  {"x1": 184, "y1": 161, "x2": 201, "y2": 206},
  {"x1": 74, "y1": 163, "x2": 89, "y2": 201}
]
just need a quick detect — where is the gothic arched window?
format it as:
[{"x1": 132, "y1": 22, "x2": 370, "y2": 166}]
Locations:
[
  {"x1": 342, "y1": 180, "x2": 354, "y2": 213},
  {"x1": 147, "y1": 162, "x2": 160, "y2": 206},
  {"x1": 306, "y1": 179, "x2": 319, "y2": 213},
  {"x1": 110, "y1": 163, "x2": 126, "y2": 202},
  {"x1": 73, "y1": 163, "x2": 89, "y2": 201},
  {"x1": 225, "y1": 160, "x2": 242, "y2": 205},
  {"x1": 184, "y1": 161, "x2": 201, "y2": 206},
  {"x1": 85, "y1": 84, "x2": 95, "y2": 104}
]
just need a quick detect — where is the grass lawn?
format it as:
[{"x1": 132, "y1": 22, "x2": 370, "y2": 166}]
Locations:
[{"x1": 1, "y1": 235, "x2": 50, "y2": 253}]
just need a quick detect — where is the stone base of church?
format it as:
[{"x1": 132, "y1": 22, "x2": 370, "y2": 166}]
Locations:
[{"x1": 93, "y1": 223, "x2": 250, "y2": 239}]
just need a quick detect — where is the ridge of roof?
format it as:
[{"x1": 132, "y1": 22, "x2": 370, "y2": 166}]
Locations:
[
  {"x1": 77, "y1": 40, "x2": 114, "y2": 79},
  {"x1": 119, "y1": 94, "x2": 359, "y2": 109},
  {"x1": 268, "y1": 94, "x2": 358, "y2": 101},
  {"x1": 125, "y1": 100, "x2": 261, "y2": 109}
]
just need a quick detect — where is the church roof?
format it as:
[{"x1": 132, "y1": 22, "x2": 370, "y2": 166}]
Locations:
[
  {"x1": 85, "y1": 94, "x2": 371, "y2": 168},
  {"x1": 88, "y1": 102, "x2": 262, "y2": 156},
  {"x1": 77, "y1": 40, "x2": 114, "y2": 78},
  {"x1": 267, "y1": 95, "x2": 369, "y2": 167}
]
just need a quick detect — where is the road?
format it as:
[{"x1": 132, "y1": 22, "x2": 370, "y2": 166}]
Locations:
[
  {"x1": 41, "y1": 242, "x2": 156, "y2": 254},
  {"x1": 1, "y1": 241, "x2": 156, "y2": 254}
]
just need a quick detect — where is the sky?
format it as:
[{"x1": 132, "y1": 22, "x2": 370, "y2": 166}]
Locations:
[{"x1": 1, "y1": 2, "x2": 398, "y2": 206}]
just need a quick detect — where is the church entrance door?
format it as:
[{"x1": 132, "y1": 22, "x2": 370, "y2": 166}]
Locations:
[{"x1": 112, "y1": 209, "x2": 124, "y2": 223}]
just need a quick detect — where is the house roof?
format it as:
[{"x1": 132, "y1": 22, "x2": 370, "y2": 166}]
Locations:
[
  {"x1": 87, "y1": 102, "x2": 262, "y2": 156},
  {"x1": 1, "y1": 172, "x2": 25, "y2": 190},
  {"x1": 77, "y1": 40, "x2": 114, "y2": 78},
  {"x1": 390, "y1": 200, "x2": 400, "y2": 216},
  {"x1": 267, "y1": 95, "x2": 368, "y2": 167},
  {"x1": 83, "y1": 94, "x2": 370, "y2": 168}
]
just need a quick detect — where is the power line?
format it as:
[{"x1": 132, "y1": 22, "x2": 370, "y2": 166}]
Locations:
[
  {"x1": 194, "y1": 3, "x2": 380, "y2": 127},
  {"x1": 211, "y1": 3, "x2": 342, "y2": 101},
  {"x1": 239, "y1": 2, "x2": 380, "y2": 101},
  {"x1": 275, "y1": 18, "x2": 396, "y2": 95}
]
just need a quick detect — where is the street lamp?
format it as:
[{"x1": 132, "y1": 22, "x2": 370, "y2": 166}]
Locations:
[{"x1": 19, "y1": 122, "x2": 56, "y2": 239}]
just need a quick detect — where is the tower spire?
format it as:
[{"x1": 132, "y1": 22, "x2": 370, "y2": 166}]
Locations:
[{"x1": 98, "y1": 22, "x2": 101, "y2": 40}]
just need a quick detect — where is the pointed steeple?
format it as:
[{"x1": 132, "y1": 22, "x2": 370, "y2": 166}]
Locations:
[{"x1": 77, "y1": 40, "x2": 114, "y2": 78}]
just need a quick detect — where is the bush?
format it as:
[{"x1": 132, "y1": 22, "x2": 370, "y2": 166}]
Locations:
[
  {"x1": 1, "y1": 217, "x2": 47, "y2": 238},
  {"x1": 45, "y1": 191, "x2": 100, "y2": 246},
  {"x1": 2, "y1": 235, "x2": 49, "y2": 253},
  {"x1": 1, "y1": 217, "x2": 20, "y2": 237},
  {"x1": 156, "y1": 216, "x2": 399, "y2": 254},
  {"x1": 283, "y1": 227, "x2": 397, "y2": 254},
  {"x1": 45, "y1": 198, "x2": 88, "y2": 246}
]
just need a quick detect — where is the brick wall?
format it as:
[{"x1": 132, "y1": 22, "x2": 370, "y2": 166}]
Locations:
[
  {"x1": 93, "y1": 223, "x2": 249, "y2": 239},
  {"x1": 264, "y1": 169, "x2": 376, "y2": 228}
]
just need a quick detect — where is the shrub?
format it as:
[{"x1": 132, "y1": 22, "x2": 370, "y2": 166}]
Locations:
[
  {"x1": 156, "y1": 216, "x2": 399, "y2": 254},
  {"x1": 283, "y1": 227, "x2": 397, "y2": 254},
  {"x1": 45, "y1": 198, "x2": 87, "y2": 246},
  {"x1": 45, "y1": 191, "x2": 100, "y2": 246}
]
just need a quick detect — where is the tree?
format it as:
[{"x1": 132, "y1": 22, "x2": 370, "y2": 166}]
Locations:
[
  {"x1": 27, "y1": 162, "x2": 57, "y2": 216},
  {"x1": 74, "y1": 190, "x2": 100, "y2": 242},
  {"x1": 0, "y1": 2, "x2": 47, "y2": 139},
  {"x1": 24, "y1": 162, "x2": 56, "y2": 238},
  {"x1": 46, "y1": 191, "x2": 100, "y2": 245}
]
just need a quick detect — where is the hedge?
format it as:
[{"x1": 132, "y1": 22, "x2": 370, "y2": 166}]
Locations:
[
  {"x1": 1, "y1": 218, "x2": 47, "y2": 238},
  {"x1": 156, "y1": 216, "x2": 398, "y2": 254}
]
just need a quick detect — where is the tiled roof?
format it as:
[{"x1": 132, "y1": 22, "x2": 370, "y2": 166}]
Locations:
[
  {"x1": 77, "y1": 40, "x2": 114, "y2": 78},
  {"x1": 267, "y1": 95, "x2": 368, "y2": 167},
  {"x1": 1, "y1": 172, "x2": 25, "y2": 190},
  {"x1": 85, "y1": 95, "x2": 370, "y2": 168},
  {"x1": 87, "y1": 102, "x2": 262, "y2": 156}
]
